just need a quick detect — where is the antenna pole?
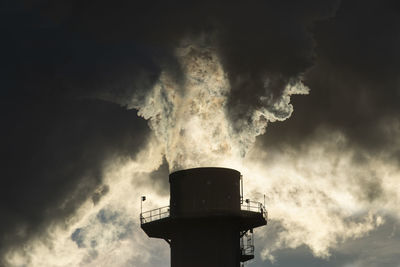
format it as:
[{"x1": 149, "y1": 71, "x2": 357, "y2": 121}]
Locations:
[
  {"x1": 141, "y1": 196, "x2": 146, "y2": 215},
  {"x1": 264, "y1": 194, "x2": 266, "y2": 207},
  {"x1": 240, "y1": 175, "x2": 244, "y2": 204}
]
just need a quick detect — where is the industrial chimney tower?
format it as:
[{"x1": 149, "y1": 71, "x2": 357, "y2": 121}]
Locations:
[{"x1": 140, "y1": 167, "x2": 267, "y2": 267}]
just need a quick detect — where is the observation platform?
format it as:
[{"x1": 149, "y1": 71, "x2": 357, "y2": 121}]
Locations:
[{"x1": 140, "y1": 199, "x2": 267, "y2": 262}]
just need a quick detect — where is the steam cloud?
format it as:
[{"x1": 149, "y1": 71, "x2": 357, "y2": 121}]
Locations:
[
  {"x1": 2, "y1": 1, "x2": 400, "y2": 266},
  {"x1": 131, "y1": 42, "x2": 308, "y2": 171}
]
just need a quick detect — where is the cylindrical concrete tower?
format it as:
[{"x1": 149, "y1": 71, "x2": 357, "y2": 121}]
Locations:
[{"x1": 141, "y1": 167, "x2": 267, "y2": 267}]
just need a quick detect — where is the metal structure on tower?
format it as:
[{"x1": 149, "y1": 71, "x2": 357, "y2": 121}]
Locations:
[{"x1": 140, "y1": 167, "x2": 267, "y2": 267}]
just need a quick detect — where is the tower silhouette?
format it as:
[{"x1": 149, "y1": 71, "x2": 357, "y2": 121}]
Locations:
[{"x1": 140, "y1": 167, "x2": 267, "y2": 267}]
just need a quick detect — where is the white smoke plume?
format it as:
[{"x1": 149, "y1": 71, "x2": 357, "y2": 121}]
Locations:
[
  {"x1": 129, "y1": 42, "x2": 309, "y2": 171},
  {"x1": 4, "y1": 137, "x2": 170, "y2": 267},
  {"x1": 5, "y1": 42, "x2": 400, "y2": 267},
  {"x1": 242, "y1": 129, "x2": 390, "y2": 262}
]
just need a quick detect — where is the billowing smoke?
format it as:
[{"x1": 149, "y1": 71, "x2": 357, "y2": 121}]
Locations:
[
  {"x1": 3, "y1": 0, "x2": 400, "y2": 266},
  {"x1": 131, "y1": 42, "x2": 308, "y2": 171}
]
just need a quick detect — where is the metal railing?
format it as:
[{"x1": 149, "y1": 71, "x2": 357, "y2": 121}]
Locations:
[
  {"x1": 140, "y1": 199, "x2": 268, "y2": 224},
  {"x1": 140, "y1": 206, "x2": 170, "y2": 224},
  {"x1": 241, "y1": 199, "x2": 268, "y2": 220}
]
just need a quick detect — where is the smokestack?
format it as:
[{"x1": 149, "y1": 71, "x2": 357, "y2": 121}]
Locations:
[{"x1": 140, "y1": 167, "x2": 267, "y2": 267}]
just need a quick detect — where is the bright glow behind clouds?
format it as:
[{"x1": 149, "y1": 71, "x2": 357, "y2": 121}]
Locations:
[
  {"x1": 5, "y1": 43, "x2": 400, "y2": 267},
  {"x1": 131, "y1": 43, "x2": 309, "y2": 171}
]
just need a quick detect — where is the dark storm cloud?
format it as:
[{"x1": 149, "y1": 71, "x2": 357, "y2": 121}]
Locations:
[
  {"x1": 2, "y1": 0, "x2": 397, "y2": 264},
  {"x1": 0, "y1": 96, "x2": 149, "y2": 258},
  {"x1": 25, "y1": 0, "x2": 340, "y2": 119},
  {"x1": 1, "y1": 0, "x2": 340, "y2": 259},
  {"x1": 262, "y1": 0, "x2": 400, "y2": 157},
  {"x1": 0, "y1": 1, "x2": 153, "y2": 261},
  {"x1": 215, "y1": 1, "x2": 340, "y2": 124}
]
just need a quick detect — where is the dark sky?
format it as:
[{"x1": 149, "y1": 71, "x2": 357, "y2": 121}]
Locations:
[{"x1": 1, "y1": 0, "x2": 400, "y2": 266}]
